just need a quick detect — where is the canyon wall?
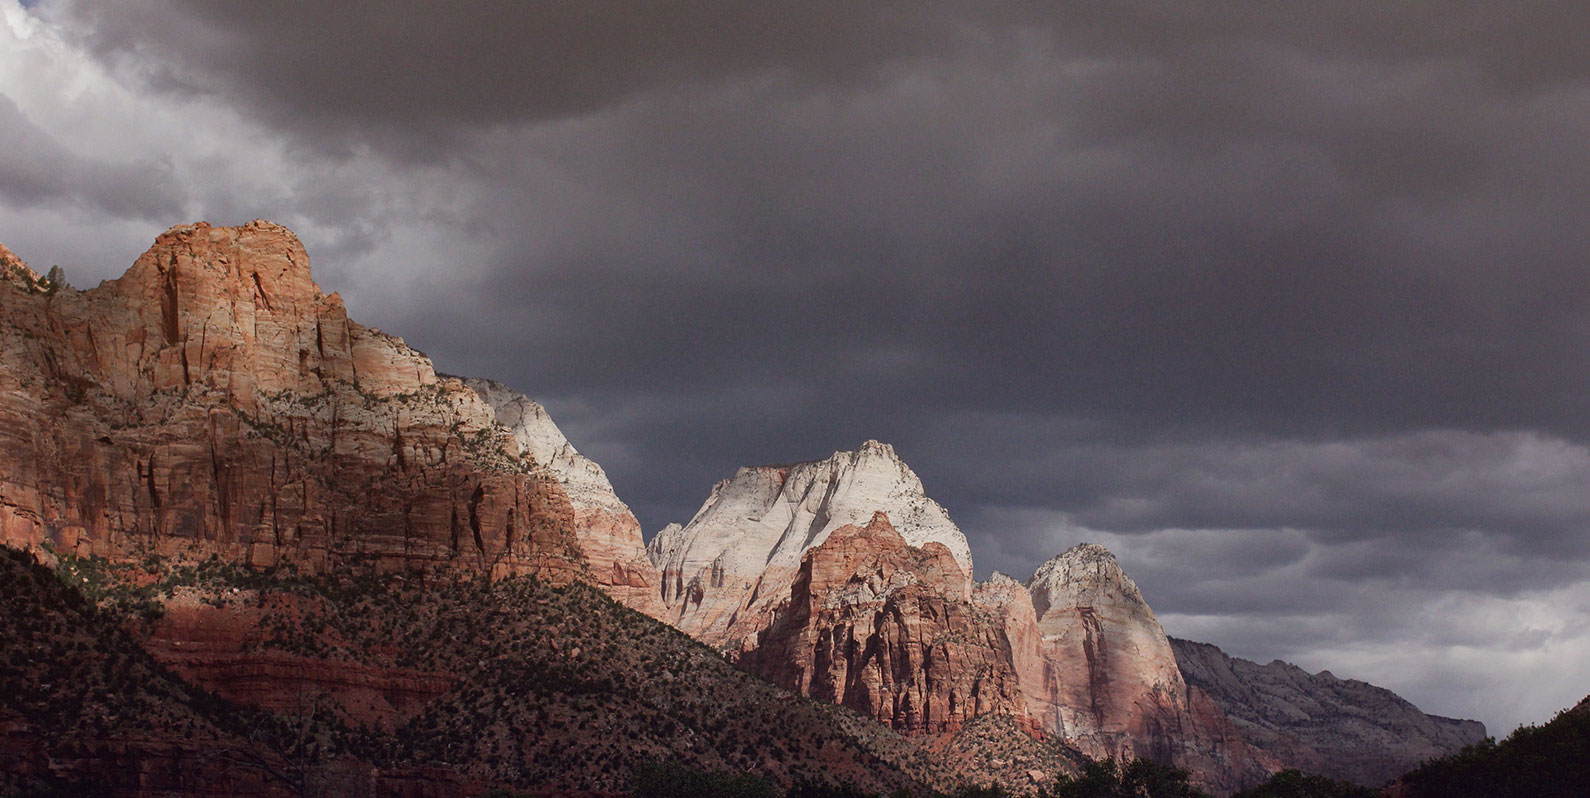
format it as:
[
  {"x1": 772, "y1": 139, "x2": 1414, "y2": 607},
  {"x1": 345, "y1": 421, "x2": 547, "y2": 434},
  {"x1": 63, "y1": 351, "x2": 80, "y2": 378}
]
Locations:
[
  {"x1": 658, "y1": 443, "x2": 1275, "y2": 793},
  {"x1": 0, "y1": 221, "x2": 658, "y2": 610},
  {"x1": 1172, "y1": 637, "x2": 1488, "y2": 785}
]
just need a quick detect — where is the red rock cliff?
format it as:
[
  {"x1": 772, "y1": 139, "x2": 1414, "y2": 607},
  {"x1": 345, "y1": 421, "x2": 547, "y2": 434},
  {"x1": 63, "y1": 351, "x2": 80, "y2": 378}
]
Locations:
[
  {"x1": 0, "y1": 221, "x2": 648, "y2": 596},
  {"x1": 737, "y1": 512, "x2": 1036, "y2": 737}
]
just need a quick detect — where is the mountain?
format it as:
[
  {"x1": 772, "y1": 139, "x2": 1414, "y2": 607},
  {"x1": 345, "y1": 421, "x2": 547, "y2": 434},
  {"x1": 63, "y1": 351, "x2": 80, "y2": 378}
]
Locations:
[
  {"x1": 0, "y1": 222, "x2": 1493, "y2": 796},
  {"x1": 658, "y1": 443, "x2": 1276, "y2": 793},
  {"x1": 463, "y1": 376, "x2": 663, "y2": 617},
  {"x1": 1024, "y1": 545, "x2": 1274, "y2": 789},
  {"x1": 0, "y1": 224, "x2": 950, "y2": 796},
  {"x1": 0, "y1": 220, "x2": 656, "y2": 604},
  {"x1": 1171, "y1": 638, "x2": 1488, "y2": 786},
  {"x1": 0, "y1": 544, "x2": 948, "y2": 796},
  {"x1": 648, "y1": 439, "x2": 973, "y2": 645},
  {"x1": 736, "y1": 511, "x2": 1035, "y2": 737}
]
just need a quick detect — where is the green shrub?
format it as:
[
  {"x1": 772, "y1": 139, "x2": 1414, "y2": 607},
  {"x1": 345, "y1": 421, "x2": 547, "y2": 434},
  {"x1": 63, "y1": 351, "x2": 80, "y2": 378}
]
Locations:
[
  {"x1": 1231, "y1": 769, "x2": 1375, "y2": 798},
  {"x1": 629, "y1": 759, "x2": 776, "y2": 798},
  {"x1": 1045, "y1": 757, "x2": 1208, "y2": 798}
]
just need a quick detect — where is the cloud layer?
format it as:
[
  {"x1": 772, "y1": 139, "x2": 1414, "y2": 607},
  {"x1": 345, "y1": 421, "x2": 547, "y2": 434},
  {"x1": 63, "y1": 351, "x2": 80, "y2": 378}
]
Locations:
[{"x1": 5, "y1": 1, "x2": 1589, "y2": 733}]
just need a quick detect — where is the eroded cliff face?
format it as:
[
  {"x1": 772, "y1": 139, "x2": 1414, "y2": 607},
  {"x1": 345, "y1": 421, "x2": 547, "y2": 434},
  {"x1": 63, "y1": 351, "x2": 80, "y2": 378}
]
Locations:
[
  {"x1": 1170, "y1": 637, "x2": 1488, "y2": 786},
  {"x1": 0, "y1": 221, "x2": 650, "y2": 597},
  {"x1": 1026, "y1": 545, "x2": 1277, "y2": 792},
  {"x1": 464, "y1": 377, "x2": 663, "y2": 617},
  {"x1": 667, "y1": 444, "x2": 1274, "y2": 793},
  {"x1": 647, "y1": 440, "x2": 973, "y2": 645},
  {"x1": 737, "y1": 512, "x2": 1035, "y2": 737}
]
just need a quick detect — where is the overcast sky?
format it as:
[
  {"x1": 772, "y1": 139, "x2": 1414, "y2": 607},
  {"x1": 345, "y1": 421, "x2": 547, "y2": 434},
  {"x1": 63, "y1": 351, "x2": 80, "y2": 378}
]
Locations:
[{"x1": 4, "y1": 1, "x2": 1588, "y2": 734}]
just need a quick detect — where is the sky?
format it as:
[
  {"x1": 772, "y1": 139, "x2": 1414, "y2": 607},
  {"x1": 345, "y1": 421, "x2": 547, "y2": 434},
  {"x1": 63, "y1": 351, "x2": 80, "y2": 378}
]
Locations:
[{"x1": 3, "y1": 1, "x2": 1588, "y2": 735}]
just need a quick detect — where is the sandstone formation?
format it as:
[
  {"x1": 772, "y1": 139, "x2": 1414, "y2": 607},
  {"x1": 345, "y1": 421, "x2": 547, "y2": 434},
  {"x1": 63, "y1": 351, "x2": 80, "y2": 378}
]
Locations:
[
  {"x1": 647, "y1": 439, "x2": 973, "y2": 644},
  {"x1": 1171, "y1": 637, "x2": 1488, "y2": 786},
  {"x1": 142, "y1": 593, "x2": 457, "y2": 732},
  {"x1": 738, "y1": 511, "x2": 1034, "y2": 736},
  {"x1": 1, "y1": 222, "x2": 1493, "y2": 795},
  {"x1": 0, "y1": 221, "x2": 652, "y2": 608},
  {"x1": 1025, "y1": 545, "x2": 1276, "y2": 792},
  {"x1": 672, "y1": 444, "x2": 1273, "y2": 792},
  {"x1": 464, "y1": 377, "x2": 663, "y2": 617}
]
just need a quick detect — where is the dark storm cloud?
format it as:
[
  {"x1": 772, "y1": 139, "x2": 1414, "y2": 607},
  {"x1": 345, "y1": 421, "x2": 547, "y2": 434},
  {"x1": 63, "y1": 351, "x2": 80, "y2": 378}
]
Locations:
[
  {"x1": 0, "y1": 94, "x2": 183, "y2": 219},
  {"x1": 28, "y1": 0, "x2": 1590, "y2": 729},
  {"x1": 46, "y1": 0, "x2": 984, "y2": 153}
]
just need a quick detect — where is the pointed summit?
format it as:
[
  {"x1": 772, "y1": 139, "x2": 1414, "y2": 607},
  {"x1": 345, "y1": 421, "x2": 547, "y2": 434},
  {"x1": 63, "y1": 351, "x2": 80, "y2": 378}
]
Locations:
[
  {"x1": 649, "y1": 440, "x2": 972, "y2": 641},
  {"x1": 465, "y1": 377, "x2": 663, "y2": 617},
  {"x1": 0, "y1": 240, "x2": 42, "y2": 285},
  {"x1": 1027, "y1": 542, "x2": 1149, "y2": 619}
]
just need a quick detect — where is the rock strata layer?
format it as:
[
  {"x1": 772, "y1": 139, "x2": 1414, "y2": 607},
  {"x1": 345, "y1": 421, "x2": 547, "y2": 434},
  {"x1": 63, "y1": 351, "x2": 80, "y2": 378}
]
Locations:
[
  {"x1": 0, "y1": 222, "x2": 651, "y2": 611},
  {"x1": 1025, "y1": 545, "x2": 1276, "y2": 792},
  {"x1": 667, "y1": 444, "x2": 1275, "y2": 793},
  {"x1": 648, "y1": 440, "x2": 972, "y2": 645},
  {"x1": 464, "y1": 377, "x2": 662, "y2": 617},
  {"x1": 1170, "y1": 637, "x2": 1488, "y2": 786},
  {"x1": 738, "y1": 511, "x2": 1034, "y2": 736}
]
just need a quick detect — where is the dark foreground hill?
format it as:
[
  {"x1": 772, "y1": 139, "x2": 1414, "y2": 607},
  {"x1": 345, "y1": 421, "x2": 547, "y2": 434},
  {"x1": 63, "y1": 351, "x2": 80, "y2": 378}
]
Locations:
[
  {"x1": 1391, "y1": 695, "x2": 1590, "y2": 798},
  {"x1": 0, "y1": 544, "x2": 959, "y2": 796}
]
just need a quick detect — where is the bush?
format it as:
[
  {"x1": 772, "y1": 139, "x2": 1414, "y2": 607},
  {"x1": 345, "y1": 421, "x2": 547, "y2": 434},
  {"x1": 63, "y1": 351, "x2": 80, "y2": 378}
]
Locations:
[
  {"x1": 1046, "y1": 757, "x2": 1208, "y2": 798},
  {"x1": 1399, "y1": 702, "x2": 1590, "y2": 798},
  {"x1": 789, "y1": 779, "x2": 877, "y2": 798},
  {"x1": 629, "y1": 759, "x2": 776, "y2": 798},
  {"x1": 1231, "y1": 770, "x2": 1374, "y2": 798}
]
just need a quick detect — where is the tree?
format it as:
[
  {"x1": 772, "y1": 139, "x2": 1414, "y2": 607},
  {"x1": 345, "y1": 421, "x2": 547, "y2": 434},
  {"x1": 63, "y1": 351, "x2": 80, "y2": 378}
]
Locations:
[
  {"x1": 1047, "y1": 757, "x2": 1209, "y2": 798},
  {"x1": 1231, "y1": 769, "x2": 1375, "y2": 798},
  {"x1": 43, "y1": 265, "x2": 69, "y2": 294}
]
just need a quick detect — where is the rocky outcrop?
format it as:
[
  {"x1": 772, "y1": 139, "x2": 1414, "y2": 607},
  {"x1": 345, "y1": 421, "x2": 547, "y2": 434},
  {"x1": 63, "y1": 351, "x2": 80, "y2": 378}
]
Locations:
[
  {"x1": 1024, "y1": 544, "x2": 1276, "y2": 793},
  {"x1": 673, "y1": 445, "x2": 1272, "y2": 792},
  {"x1": 465, "y1": 378, "x2": 663, "y2": 617},
  {"x1": 738, "y1": 511, "x2": 1033, "y2": 736},
  {"x1": 648, "y1": 440, "x2": 972, "y2": 645},
  {"x1": 141, "y1": 594, "x2": 457, "y2": 732},
  {"x1": 0, "y1": 222, "x2": 651, "y2": 601},
  {"x1": 1170, "y1": 637, "x2": 1488, "y2": 786}
]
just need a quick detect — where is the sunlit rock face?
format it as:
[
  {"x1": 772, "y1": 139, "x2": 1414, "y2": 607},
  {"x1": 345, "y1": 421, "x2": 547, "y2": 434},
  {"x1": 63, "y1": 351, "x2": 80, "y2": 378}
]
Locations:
[
  {"x1": 465, "y1": 378, "x2": 664, "y2": 617},
  {"x1": 1026, "y1": 544, "x2": 1277, "y2": 793},
  {"x1": 737, "y1": 511, "x2": 1035, "y2": 737},
  {"x1": 0, "y1": 221, "x2": 597, "y2": 585},
  {"x1": 655, "y1": 442, "x2": 1272, "y2": 792},
  {"x1": 1171, "y1": 637, "x2": 1488, "y2": 786},
  {"x1": 647, "y1": 440, "x2": 973, "y2": 646}
]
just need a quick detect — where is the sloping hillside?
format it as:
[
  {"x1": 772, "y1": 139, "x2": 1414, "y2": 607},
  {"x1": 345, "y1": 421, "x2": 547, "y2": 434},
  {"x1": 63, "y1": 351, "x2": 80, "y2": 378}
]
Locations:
[
  {"x1": 1393, "y1": 696, "x2": 1589, "y2": 798},
  {"x1": 3, "y1": 543, "x2": 946, "y2": 796}
]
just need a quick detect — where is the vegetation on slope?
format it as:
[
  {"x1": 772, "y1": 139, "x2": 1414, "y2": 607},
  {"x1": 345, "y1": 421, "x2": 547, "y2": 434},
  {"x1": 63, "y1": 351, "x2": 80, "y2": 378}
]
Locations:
[
  {"x1": 0, "y1": 547, "x2": 377, "y2": 797},
  {"x1": 8, "y1": 544, "x2": 948, "y2": 795},
  {"x1": 1395, "y1": 698, "x2": 1590, "y2": 798},
  {"x1": 1229, "y1": 769, "x2": 1375, "y2": 798}
]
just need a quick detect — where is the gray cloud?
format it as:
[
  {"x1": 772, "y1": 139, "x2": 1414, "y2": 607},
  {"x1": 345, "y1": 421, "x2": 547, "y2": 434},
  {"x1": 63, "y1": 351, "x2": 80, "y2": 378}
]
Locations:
[
  {"x1": 0, "y1": 93, "x2": 183, "y2": 219},
  {"x1": 12, "y1": 0, "x2": 1590, "y2": 733}
]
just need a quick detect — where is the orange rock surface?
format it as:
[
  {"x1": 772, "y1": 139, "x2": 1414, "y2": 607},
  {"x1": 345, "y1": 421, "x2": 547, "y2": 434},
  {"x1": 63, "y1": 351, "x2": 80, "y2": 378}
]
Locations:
[
  {"x1": 738, "y1": 512, "x2": 1036, "y2": 736},
  {"x1": 0, "y1": 221, "x2": 655, "y2": 603}
]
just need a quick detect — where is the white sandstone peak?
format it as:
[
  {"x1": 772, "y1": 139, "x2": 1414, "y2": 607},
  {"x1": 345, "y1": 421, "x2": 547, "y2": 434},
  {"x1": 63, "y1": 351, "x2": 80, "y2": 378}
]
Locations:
[
  {"x1": 1027, "y1": 542, "x2": 1149, "y2": 620},
  {"x1": 985, "y1": 570, "x2": 1022, "y2": 588},
  {"x1": 652, "y1": 440, "x2": 974, "y2": 637},
  {"x1": 463, "y1": 377, "x2": 631, "y2": 516},
  {"x1": 646, "y1": 522, "x2": 686, "y2": 567}
]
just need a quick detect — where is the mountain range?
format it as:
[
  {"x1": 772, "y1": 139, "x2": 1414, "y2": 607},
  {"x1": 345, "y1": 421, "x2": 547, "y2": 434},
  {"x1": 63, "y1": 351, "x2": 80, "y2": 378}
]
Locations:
[{"x1": 0, "y1": 222, "x2": 1491, "y2": 795}]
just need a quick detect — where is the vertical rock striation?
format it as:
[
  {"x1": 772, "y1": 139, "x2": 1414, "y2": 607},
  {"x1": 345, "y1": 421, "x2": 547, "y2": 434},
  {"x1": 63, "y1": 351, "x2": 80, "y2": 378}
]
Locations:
[
  {"x1": 738, "y1": 511, "x2": 1034, "y2": 736},
  {"x1": 464, "y1": 378, "x2": 663, "y2": 617},
  {"x1": 664, "y1": 444, "x2": 1275, "y2": 792},
  {"x1": 0, "y1": 222, "x2": 640, "y2": 606},
  {"x1": 647, "y1": 439, "x2": 972, "y2": 645},
  {"x1": 1026, "y1": 545, "x2": 1276, "y2": 792}
]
